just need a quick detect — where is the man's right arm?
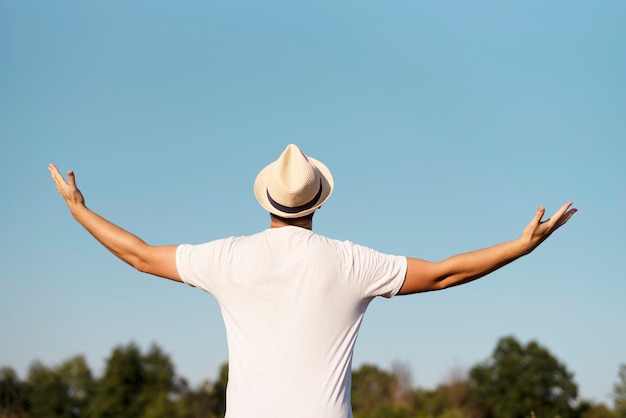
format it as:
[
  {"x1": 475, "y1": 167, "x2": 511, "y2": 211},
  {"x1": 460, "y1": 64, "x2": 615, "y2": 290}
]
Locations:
[{"x1": 49, "y1": 164, "x2": 182, "y2": 282}]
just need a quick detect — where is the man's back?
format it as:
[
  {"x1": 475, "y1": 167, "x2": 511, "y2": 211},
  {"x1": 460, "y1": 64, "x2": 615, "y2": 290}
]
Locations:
[{"x1": 176, "y1": 226, "x2": 407, "y2": 417}]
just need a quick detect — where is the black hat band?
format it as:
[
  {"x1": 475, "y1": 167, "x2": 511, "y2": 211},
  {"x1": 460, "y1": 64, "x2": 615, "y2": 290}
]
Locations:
[{"x1": 266, "y1": 179, "x2": 323, "y2": 214}]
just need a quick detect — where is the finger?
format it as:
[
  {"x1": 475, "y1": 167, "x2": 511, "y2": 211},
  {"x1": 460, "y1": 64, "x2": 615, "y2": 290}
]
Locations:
[
  {"x1": 548, "y1": 202, "x2": 573, "y2": 226},
  {"x1": 556, "y1": 207, "x2": 577, "y2": 228},
  {"x1": 48, "y1": 164, "x2": 64, "y2": 189},
  {"x1": 67, "y1": 170, "x2": 77, "y2": 188},
  {"x1": 531, "y1": 206, "x2": 546, "y2": 226},
  {"x1": 48, "y1": 163, "x2": 65, "y2": 182},
  {"x1": 48, "y1": 164, "x2": 73, "y2": 198},
  {"x1": 48, "y1": 163, "x2": 60, "y2": 180}
]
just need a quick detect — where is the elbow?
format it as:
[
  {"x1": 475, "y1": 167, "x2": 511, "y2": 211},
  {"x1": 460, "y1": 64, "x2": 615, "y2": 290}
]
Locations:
[
  {"x1": 437, "y1": 272, "x2": 480, "y2": 290},
  {"x1": 431, "y1": 279, "x2": 448, "y2": 291},
  {"x1": 431, "y1": 276, "x2": 456, "y2": 291},
  {"x1": 124, "y1": 253, "x2": 149, "y2": 273},
  {"x1": 122, "y1": 244, "x2": 153, "y2": 274},
  {"x1": 109, "y1": 249, "x2": 148, "y2": 273},
  {"x1": 132, "y1": 258, "x2": 152, "y2": 274}
]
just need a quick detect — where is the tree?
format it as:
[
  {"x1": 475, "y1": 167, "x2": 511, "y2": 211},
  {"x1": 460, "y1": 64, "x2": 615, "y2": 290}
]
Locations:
[
  {"x1": 209, "y1": 363, "x2": 228, "y2": 418},
  {"x1": 0, "y1": 367, "x2": 28, "y2": 417},
  {"x1": 176, "y1": 379, "x2": 215, "y2": 418},
  {"x1": 26, "y1": 360, "x2": 74, "y2": 418},
  {"x1": 352, "y1": 364, "x2": 396, "y2": 413},
  {"x1": 614, "y1": 364, "x2": 626, "y2": 418},
  {"x1": 390, "y1": 361, "x2": 414, "y2": 409},
  {"x1": 577, "y1": 400, "x2": 616, "y2": 418},
  {"x1": 409, "y1": 367, "x2": 485, "y2": 418},
  {"x1": 351, "y1": 364, "x2": 415, "y2": 418},
  {"x1": 175, "y1": 362, "x2": 231, "y2": 418},
  {"x1": 87, "y1": 343, "x2": 146, "y2": 418},
  {"x1": 87, "y1": 342, "x2": 181, "y2": 418},
  {"x1": 174, "y1": 362, "x2": 233, "y2": 418},
  {"x1": 3, "y1": 356, "x2": 93, "y2": 418},
  {"x1": 469, "y1": 336, "x2": 578, "y2": 418},
  {"x1": 138, "y1": 343, "x2": 180, "y2": 416},
  {"x1": 57, "y1": 355, "x2": 94, "y2": 417}
]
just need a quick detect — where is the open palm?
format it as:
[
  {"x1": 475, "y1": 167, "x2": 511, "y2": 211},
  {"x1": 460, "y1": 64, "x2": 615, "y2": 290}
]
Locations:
[{"x1": 48, "y1": 163, "x2": 85, "y2": 209}]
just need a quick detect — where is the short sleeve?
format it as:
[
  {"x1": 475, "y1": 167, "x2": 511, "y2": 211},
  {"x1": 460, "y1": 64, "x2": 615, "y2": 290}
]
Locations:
[
  {"x1": 176, "y1": 242, "x2": 220, "y2": 293},
  {"x1": 346, "y1": 242, "x2": 408, "y2": 299}
]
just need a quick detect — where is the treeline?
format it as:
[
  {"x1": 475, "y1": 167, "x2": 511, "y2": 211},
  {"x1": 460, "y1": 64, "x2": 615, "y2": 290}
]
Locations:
[{"x1": 1, "y1": 336, "x2": 625, "y2": 418}]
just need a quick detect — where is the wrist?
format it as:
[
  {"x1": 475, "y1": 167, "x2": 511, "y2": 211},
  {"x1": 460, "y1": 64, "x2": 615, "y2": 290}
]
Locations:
[
  {"x1": 515, "y1": 235, "x2": 535, "y2": 256},
  {"x1": 69, "y1": 202, "x2": 88, "y2": 219}
]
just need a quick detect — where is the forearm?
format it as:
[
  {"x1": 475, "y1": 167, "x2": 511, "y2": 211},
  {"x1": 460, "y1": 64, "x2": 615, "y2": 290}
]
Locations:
[
  {"x1": 70, "y1": 204, "x2": 150, "y2": 270},
  {"x1": 435, "y1": 238, "x2": 530, "y2": 289}
]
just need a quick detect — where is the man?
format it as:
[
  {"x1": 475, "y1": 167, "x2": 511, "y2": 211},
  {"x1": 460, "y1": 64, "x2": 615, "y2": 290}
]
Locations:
[{"x1": 49, "y1": 144, "x2": 576, "y2": 418}]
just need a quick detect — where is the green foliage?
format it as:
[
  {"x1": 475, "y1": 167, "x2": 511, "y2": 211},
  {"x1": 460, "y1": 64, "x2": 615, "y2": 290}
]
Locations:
[
  {"x1": 614, "y1": 364, "x2": 626, "y2": 418},
  {"x1": 352, "y1": 363, "x2": 425, "y2": 418},
  {"x1": 1, "y1": 338, "x2": 617, "y2": 418},
  {"x1": 141, "y1": 393, "x2": 179, "y2": 418},
  {"x1": 176, "y1": 363, "x2": 229, "y2": 418},
  {"x1": 577, "y1": 400, "x2": 617, "y2": 418},
  {"x1": 352, "y1": 364, "x2": 397, "y2": 413},
  {"x1": 57, "y1": 356, "x2": 94, "y2": 416},
  {"x1": 26, "y1": 356, "x2": 93, "y2": 418},
  {"x1": 412, "y1": 378, "x2": 485, "y2": 418},
  {"x1": 469, "y1": 336, "x2": 579, "y2": 418},
  {"x1": 87, "y1": 342, "x2": 179, "y2": 418},
  {"x1": 209, "y1": 363, "x2": 228, "y2": 418},
  {"x1": 26, "y1": 361, "x2": 69, "y2": 417},
  {"x1": 175, "y1": 379, "x2": 215, "y2": 418},
  {"x1": 353, "y1": 403, "x2": 411, "y2": 418},
  {"x1": 0, "y1": 367, "x2": 29, "y2": 417},
  {"x1": 0, "y1": 345, "x2": 232, "y2": 418}
]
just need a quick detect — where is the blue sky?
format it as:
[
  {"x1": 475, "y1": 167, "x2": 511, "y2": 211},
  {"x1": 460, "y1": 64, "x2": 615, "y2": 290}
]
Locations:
[{"x1": 1, "y1": 0, "x2": 625, "y2": 407}]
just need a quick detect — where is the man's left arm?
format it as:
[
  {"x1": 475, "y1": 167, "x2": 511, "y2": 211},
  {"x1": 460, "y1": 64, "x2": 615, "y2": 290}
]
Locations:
[
  {"x1": 398, "y1": 202, "x2": 577, "y2": 295},
  {"x1": 49, "y1": 164, "x2": 182, "y2": 282}
]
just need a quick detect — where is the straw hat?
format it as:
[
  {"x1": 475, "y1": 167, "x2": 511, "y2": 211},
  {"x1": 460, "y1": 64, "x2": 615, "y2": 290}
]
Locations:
[{"x1": 254, "y1": 144, "x2": 334, "y2": 218}]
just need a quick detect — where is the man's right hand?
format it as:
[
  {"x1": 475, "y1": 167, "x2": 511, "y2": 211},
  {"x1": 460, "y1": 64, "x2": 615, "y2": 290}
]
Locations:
[
  {"x1": 48, "y1": 163, "x2": 86, "y2": 215},
  {"x1": 48, "y1": 163, "x2": 182, "y2": 282}
]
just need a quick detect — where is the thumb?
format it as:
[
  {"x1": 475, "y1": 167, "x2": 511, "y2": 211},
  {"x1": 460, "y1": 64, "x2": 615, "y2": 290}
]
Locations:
[
  {"x1": 67, "y1": 170, "x2": 77, "y2": 188},
  {"x1": 532, "y1": 206, "x2": 546, "y2": 225}
]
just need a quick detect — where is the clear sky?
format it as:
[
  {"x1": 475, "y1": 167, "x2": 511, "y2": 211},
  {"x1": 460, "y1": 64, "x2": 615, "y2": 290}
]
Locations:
[{"x1": 1, "y1": 0, "x2": 625, "y2": 407}]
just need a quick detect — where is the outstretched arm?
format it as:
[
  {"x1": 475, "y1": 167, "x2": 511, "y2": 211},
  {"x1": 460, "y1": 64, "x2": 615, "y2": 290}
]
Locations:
[
  {"x1": 48, "y1": 164, "x2": 182, "y2": 282},
  {"x1": 398, "y1": 202, "x2": 577, "y2": 295}
]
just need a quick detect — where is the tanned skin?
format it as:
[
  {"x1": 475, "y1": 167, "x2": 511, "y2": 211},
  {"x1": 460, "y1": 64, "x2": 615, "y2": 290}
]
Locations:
[{"x1": 49, "y1": 164, "x2": 577, "y2": 294}]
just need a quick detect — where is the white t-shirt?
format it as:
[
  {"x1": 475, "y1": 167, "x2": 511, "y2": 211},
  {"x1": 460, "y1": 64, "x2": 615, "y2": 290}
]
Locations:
[{"x1": 176, "y1": 226, "x2": 407, "y2": 418}]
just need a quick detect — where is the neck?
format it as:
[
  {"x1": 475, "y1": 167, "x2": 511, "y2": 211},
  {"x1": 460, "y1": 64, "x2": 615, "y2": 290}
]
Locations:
[{"x1": 270, "y1": 216, "x2": 313, "y2": 230}]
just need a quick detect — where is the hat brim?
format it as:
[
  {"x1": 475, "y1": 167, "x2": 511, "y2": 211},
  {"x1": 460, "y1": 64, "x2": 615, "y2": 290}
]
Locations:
[{"x1": 254, "y1": 156, "x2": 334, "y2": 218}]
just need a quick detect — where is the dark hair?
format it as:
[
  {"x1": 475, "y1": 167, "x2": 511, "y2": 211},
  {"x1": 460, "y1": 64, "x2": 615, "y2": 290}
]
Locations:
[{"x1": 270, "y1": 212, "x2": 315, "y2": 225}]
